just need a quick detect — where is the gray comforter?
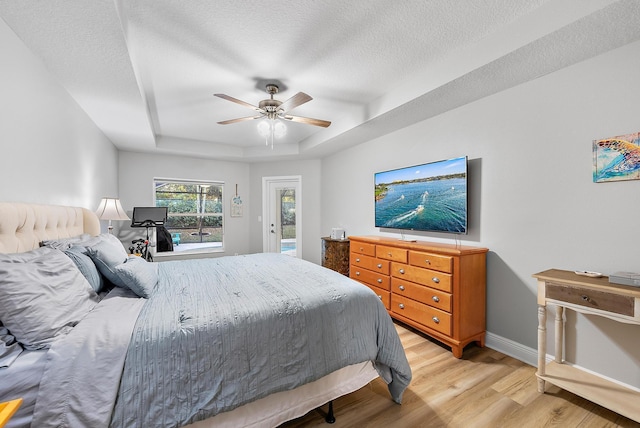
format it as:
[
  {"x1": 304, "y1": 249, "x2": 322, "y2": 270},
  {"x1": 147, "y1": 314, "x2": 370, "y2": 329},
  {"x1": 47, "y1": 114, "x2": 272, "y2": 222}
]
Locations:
[{"x1": 35, "y1": 253, "x2": 411, "y2": 428}]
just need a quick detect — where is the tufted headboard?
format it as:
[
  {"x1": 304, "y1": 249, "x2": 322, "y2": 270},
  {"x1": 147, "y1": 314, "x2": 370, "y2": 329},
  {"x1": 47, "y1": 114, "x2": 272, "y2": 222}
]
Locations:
[{"x1": 0, "y1": 202, "x2": 100, "y2": 254}]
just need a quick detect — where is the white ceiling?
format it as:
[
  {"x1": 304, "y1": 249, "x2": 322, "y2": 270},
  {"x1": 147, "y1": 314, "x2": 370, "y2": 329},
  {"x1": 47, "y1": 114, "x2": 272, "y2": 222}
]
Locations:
[{"x1": 1, "y1": 0, "x2": 639, "y2": 162}]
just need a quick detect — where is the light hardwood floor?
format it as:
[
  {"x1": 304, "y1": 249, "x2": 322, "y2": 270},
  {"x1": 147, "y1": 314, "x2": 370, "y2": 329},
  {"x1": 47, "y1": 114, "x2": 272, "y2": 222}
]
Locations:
[{"x1": 281, "y1": 322, "x2": 640, "y2": 428}]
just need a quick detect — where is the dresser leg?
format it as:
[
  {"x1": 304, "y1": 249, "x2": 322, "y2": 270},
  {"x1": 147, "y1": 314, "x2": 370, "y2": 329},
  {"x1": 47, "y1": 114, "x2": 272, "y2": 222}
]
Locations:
[{"x1": 452, "y1": 345, "x2": 463, "y2": 359}]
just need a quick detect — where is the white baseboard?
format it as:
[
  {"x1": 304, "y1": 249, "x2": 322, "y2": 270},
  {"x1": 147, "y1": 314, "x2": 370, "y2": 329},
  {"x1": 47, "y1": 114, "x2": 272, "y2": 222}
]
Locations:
[
  {"x1": 485, "y1": 331, "x2": 538, "y2": 367},
  {"x1": 485, "y1": 332, "x2": 640, "y2": 393}
]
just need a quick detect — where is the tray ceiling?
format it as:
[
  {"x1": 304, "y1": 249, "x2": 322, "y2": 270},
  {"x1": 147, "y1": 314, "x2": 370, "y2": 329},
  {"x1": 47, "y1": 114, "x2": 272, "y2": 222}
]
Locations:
[{"x1": 1, "y1": 0, "x2": 639, "y2": 161}]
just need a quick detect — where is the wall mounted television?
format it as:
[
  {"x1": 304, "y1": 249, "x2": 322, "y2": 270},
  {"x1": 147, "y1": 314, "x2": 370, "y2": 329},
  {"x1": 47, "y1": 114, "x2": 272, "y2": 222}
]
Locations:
[{"x1": 374, "y1": 156, "x2": 468, "y2": 234}]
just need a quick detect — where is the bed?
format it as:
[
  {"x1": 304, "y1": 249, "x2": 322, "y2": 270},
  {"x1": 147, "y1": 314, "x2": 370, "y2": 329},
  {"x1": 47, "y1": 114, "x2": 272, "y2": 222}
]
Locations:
[{"x1": 0, "y1": 202, "x2": 411, "y2": 427}]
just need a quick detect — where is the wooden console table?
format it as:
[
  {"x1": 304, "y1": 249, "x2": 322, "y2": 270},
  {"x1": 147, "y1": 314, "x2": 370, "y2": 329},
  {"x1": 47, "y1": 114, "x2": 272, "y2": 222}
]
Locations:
[{"x1": 533, "y1": 269, "x2": 640, "y2": 423}]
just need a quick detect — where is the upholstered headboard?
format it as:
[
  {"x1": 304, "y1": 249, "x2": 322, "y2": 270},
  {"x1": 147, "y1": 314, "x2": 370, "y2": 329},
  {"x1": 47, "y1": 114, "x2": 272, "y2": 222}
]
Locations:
[{"x1": 0, "y1": 202, "x2": 100, "y2": 253}]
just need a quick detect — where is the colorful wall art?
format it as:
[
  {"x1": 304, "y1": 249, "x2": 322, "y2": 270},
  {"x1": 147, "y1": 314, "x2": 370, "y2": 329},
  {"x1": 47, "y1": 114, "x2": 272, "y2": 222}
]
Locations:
[{"x1": 593, "y1": 131, "x2": 640, "y2": 183}]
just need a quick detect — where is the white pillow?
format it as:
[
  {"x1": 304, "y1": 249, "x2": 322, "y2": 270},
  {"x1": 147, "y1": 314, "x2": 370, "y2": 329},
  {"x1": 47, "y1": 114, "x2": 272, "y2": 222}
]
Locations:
[{"x1": 0, "y1": 247, "x2": 100, "y2": 350}]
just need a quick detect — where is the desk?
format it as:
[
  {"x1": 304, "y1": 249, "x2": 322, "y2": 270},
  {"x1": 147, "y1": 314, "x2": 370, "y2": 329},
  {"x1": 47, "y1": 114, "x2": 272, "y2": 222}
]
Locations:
[
  {"x1": 0, "y1": 398, "x2": 22, "y2": 428},
  {"x1": 533, "y1": 269, "x2": 640, "y2": 423}
]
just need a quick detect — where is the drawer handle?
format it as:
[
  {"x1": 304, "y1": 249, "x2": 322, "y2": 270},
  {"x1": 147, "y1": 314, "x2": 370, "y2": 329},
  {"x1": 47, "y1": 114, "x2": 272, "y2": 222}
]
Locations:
[
  {"x1": 356, "y1": 271, "x2": 360, "y2": 276},
  {"x1": 388, "y1": 252, "x2": 393, "y2": 257},
  {"x1": 432, "y1": 316, "x2": 440, "y2": 324},
  {"x1": 377, "y1": 263, "x2": 382, "y2": 268},
  {"x1": 398, "y1": 303, "x2": 405, "y2": 309},
  {"x1": 399, "y1": 269, "x2": 405, "y2": 274},
  {"x1": 432, "y1": 277, "x2": 440, "y2": 283},
  {"x1": 432, "y1": 296, "x2": 440, "y2": 303},
  {"x1": 377, "y1": 295, "x2": 382, "y2": 300},
  {"x1": 581, "y1": 295, "x2": 591, "y2": 302},
  {"x1": 356, "y1": 258, "x2": 360, "y2": 262},
  {"x1": 425, "y1": 259, "x2": 431, "y2": 265},
  {"x1": 377, "y1": 278, "x2": 383, "y2": 283},
  {"x1": 399, "y1": 285, "x2": 405, "y2": 291},
  {"x1": 360, "y1": 247, "x2": 364, "y2": 251}
]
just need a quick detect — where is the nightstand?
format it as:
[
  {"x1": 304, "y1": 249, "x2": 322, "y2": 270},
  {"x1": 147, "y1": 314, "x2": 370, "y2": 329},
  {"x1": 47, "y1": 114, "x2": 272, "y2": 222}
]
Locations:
[{"x1": 321, "y1": 237, "x2": 350, "y2": 276}]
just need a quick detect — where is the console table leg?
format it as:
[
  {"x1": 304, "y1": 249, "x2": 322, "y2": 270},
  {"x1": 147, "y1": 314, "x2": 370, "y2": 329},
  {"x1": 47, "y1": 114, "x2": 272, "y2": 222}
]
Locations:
[
  {"x1": 555, "y1": 306, "x2": 564, "y2": 364},
  {"x1": 537, "y1": 305, "x2": 547, "y2": 393}
]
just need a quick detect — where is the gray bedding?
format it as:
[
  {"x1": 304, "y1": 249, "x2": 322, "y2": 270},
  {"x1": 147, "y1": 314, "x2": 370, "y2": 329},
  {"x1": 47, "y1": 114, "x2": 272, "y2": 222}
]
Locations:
[
  {"x1": 32, "y1": 253, "x2": 411, "y2": 428},
  {"x1": 111, "y1": 253, "x2": 411, "y2": 427},
  {"x1": 32, "y1": 287, "x2": 146, "y2": 427}
]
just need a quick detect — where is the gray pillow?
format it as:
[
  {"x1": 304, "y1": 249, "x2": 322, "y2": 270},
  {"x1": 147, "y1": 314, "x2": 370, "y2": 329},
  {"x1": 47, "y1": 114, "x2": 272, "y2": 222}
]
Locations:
[
  {"x1": 0, "y1": 323, "x2": 23, "y2": 368},
  {"x1": 86, "y1": 234, "x2": 129, "y2": 288},
  {"x1": 113, "y1": 256, "x2": 158, "y2": 298},
  {"x1": 0, "y1": 247, "x2": 100, "y2": 350},
  {"x1": 40, "y1": 233, "x2": 92, "y2": 250},
  {"x1": 63, "y1": 246, "x2": 104, "y2": 293}
]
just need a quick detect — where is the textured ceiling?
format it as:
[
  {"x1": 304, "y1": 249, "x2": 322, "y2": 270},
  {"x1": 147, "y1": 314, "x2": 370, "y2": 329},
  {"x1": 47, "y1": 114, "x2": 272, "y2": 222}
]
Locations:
[{"x1": 1, "y1": 0, "x2": 639, "y2": 161}]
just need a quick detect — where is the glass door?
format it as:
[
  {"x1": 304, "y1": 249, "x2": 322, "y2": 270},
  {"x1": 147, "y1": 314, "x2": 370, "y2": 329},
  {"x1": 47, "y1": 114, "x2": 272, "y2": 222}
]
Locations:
[{"x1": 262, "y1": 176, "x2": 302, "y2": 258}]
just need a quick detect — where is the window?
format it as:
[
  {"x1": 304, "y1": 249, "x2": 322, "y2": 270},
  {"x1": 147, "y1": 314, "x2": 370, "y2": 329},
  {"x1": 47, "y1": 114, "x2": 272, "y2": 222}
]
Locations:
[{"x1": 154, "y1": 179, "x2": 224, "y2": 252}]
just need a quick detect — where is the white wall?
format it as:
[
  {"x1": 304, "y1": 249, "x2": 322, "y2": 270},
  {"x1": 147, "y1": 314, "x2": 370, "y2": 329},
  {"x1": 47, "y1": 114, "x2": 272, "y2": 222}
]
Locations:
[
  {"x1": 249, "y1": 159, "x2": 322, "y2": 264},
  {"x1": 118, "y1": 151, "x2": 251, "y2": 258},
  {"x1": 321, "y1": 40, "x2": 640, "y2": 388},
  {"x1": 0, "y1": 18, "x2": 118, "y2": 212}
]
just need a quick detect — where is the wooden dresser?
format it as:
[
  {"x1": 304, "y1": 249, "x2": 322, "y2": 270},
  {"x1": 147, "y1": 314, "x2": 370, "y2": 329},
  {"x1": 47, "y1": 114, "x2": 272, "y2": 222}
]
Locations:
[
  {"x1": 321, "y1": 237, "x2": 350, "y2": 276},
  {"x1": 349, "y1": 236, "x2": 488, "y2": 358}
]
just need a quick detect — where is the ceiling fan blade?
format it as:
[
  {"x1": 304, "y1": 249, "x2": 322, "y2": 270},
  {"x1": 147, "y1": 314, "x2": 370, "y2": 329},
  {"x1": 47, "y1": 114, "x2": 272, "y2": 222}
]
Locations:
[
  {"x1": 214, "y1": 94, "x2": 261, "y2": 111},
  {"x1": 217, "y1": 115, "x2": 262, "y2": 125},
  {"x1": 278, "y1": 92, "x2": 312, "y2": 113},
  {"x1": 283, "y1": 115, "x2": 331, "y2": 128}
]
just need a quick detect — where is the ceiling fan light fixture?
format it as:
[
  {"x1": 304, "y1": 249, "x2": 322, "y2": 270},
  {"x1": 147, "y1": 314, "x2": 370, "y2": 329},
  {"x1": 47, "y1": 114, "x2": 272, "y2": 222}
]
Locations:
[
  {"x1": 215, "y1": 84, "x2": 329, "y2": 147},
  {"x1": 257, "y1": 120, "x2": 270, "y2": 137},
  {"x1": 257, "y1": 119, "x2": 286, "y2": 138},
  {"x1": 257, "y1": 119, "x2": 286, "y2": 149},
  {"x1": 273, "y1": 121, "x2": 286, "y2": 138}
]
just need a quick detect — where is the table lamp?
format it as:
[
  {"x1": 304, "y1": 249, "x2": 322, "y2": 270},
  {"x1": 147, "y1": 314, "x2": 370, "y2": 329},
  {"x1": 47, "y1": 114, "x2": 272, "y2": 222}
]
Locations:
[{"x1": 95, "y1": 197, "x2": 130, "y2": 234}]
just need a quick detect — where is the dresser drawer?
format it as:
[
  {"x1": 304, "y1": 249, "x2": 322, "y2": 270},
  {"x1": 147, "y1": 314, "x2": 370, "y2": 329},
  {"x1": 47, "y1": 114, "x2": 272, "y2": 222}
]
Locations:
[
  {"x1": 409, "y1": 251, "x2": 453, "y2": 274},
  {"x1": 363, "y1": 284, "x2": 390, "y2": 310},
  {"x1": 547, "y1": 282, "x2": 635, "y2": 317},
  {"x1": 350, "y1": 268, "x2": 390, "y2": 290},
  {"x1": 376, "y1": 245, "x2": 408, "y2": 263},
  {"x1": 391, "y1": 278, "x2": 451, "y2": 312},
  {"x1": 351, "y1": 241, "x2": 376, "y2": 257},
  {"x1": 350, "y1": 253, "x2": 390, "y2": 275},
  {"x1": 391, "y1": 295, "x2": 452, "y2": 336},
  {"x1": 391, "y1": 263, "x2": 452, "y2": 293}
]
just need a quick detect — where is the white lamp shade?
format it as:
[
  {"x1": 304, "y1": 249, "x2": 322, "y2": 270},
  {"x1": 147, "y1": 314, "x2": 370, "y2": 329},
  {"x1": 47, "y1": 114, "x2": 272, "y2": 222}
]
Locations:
[{"x1": 95, "y1": 198, "x2": 130, "y2": 221}]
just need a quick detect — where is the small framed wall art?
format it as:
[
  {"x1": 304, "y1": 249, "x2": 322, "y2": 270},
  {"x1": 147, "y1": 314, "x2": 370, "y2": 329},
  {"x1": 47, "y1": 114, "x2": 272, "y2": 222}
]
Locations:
[
  {"x1": 592, "y1": 130, "x2": 640, "y2": 183},
  {"x1": 231, "y1": 184, "x2": 243, "y2": 217}
]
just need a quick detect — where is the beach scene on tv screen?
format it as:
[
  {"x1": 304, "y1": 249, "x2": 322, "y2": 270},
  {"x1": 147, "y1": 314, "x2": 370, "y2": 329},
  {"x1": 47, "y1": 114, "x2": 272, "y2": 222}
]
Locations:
[{"x1": 375, "y1": 157, "x2": 467, "y2": 234}]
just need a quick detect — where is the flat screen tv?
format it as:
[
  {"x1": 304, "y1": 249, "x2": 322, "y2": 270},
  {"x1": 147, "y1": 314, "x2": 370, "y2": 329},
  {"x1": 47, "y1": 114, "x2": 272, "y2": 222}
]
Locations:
[{"x1": 375, "y1": 156, "x2": 468, "y2": 234}]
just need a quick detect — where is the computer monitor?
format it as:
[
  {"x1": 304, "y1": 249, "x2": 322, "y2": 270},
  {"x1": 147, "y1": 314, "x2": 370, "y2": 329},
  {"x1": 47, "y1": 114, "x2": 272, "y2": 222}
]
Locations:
[{"x1": 131, "y1": 207, "x2": 167, "y2": 227}]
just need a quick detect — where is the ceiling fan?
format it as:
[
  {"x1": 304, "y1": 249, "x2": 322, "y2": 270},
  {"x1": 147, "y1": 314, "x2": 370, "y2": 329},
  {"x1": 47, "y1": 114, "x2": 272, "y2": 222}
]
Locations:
[{"x1": 214, "y1": 84, "x2": 331, "y2": 128}]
